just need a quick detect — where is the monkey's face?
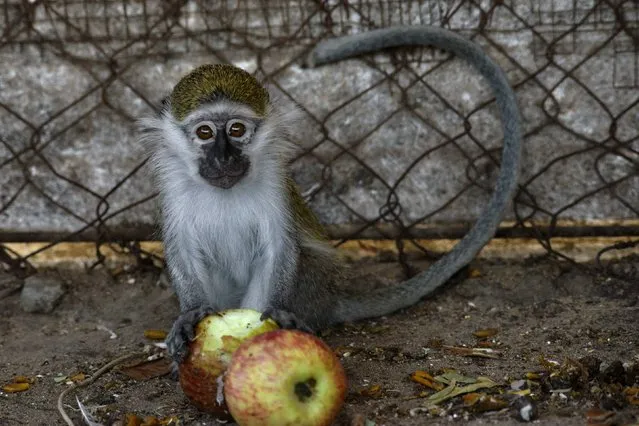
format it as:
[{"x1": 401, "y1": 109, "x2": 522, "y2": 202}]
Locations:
[
  {"x1": 177, "y1": 102, "x2": 265, "y2": 189},
  {"x1": 141, "y1": 95, "x2": 299, "y2": 192}
]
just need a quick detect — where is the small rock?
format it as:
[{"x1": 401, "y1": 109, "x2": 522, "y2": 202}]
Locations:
[
  {"x1": 513, "y1": 396, "x2": 537, "y2": 422},
  {"x1": 601, "y1": 360, "x2": 626, "y2": 385},
  {"x1": 20, "y1": 275, "x2": 66, "y2": 313},
  {"x1": 510, "y1": 379, "x2": 527, "y2": 390}
]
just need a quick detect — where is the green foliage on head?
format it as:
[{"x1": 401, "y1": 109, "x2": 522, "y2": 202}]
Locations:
[{"x1": 170, "y1": 64, "x2": 269, "y2": 121}]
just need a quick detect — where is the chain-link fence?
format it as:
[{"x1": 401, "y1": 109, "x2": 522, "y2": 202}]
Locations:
[{"x1": 0, "y1": 0, "x2": 637, "y2": 278}]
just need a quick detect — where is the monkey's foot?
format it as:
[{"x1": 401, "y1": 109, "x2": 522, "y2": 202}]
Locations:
[
  {"x1": 166, "y1": 305, "x2": 214, "y2": 367},
  {"x1": 261, "y1": 309, "x2": 314, "y2": 334}
]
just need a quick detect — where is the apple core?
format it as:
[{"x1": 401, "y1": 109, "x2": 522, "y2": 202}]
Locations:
[{"x1": 294, "y1": 378, "x2": 316, "y2": 402}]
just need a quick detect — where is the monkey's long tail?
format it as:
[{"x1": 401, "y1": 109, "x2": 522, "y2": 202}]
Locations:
[{"x1": 307, "y1": 25, "x2": 522, "y2": 322}]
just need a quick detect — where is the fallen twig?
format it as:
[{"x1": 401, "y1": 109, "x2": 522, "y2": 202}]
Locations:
[{"x1": 57, "y1": 352, "x2": 142, "y2": 426}]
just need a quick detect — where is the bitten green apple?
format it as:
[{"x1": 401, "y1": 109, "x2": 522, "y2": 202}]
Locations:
[
  {"x1": 224, "y1": 329, "x2": 347, "y2": 426},
  {"x1": 178, "y1": 309, "x2": 279, "y2": 417}
]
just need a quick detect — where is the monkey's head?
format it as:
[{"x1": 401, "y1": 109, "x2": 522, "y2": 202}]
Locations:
[{"x1": 141, "y1": 64, "x2": 298, "y2": 190}]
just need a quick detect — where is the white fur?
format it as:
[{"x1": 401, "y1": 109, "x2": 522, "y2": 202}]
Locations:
[{"x1": 140, "y1": 95, "x2": 303, "y2": 311}]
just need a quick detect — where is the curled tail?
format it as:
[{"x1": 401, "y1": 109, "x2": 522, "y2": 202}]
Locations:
[{"x1": 306, "y1": 25, "x2": 522, "y2": 322}]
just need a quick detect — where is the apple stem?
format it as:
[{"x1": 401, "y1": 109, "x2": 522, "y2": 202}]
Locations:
[{"x1": 294, "y1": 378, "x2": 317, "y2": 402}]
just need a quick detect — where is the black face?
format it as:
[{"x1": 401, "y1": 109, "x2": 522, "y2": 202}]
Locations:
[{"x1": 188, "y1": 117, "x2": 256, "y2": 189}]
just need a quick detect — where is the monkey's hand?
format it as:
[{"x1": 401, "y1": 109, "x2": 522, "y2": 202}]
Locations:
[
  {"x1": 261, "y1": 308, "x2": 315, "y2": 334},
  {"x1": 166, "y1": 305, "x2": 215, "y2": 369}
]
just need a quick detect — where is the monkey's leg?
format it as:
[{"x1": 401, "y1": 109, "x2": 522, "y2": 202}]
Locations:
[
  {"x1": 240, "y1": 245, "x2": 314, "y2": 332},
  {"x1": 260, "y1": 242, "x2": 340, "y2": 333}
]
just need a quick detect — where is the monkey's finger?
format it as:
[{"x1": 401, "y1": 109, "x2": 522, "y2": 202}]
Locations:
[
  {"x1": 261, "y1": 309, "x2": 315, "y2": 334},
  {"x1": 169, "y1": 362, "x2": 180, "y2": 381},
  {"x1": 183, "y1": 323, "x2": 196, "y2": 342}
]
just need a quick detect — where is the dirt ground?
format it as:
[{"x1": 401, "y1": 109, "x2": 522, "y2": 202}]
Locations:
[{"x1": 1, "y1": 253, "x2": 638, "y2": 426}]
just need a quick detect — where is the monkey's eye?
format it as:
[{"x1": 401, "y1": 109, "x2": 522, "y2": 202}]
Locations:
[
  {"x1": 195, "y1": 125, "x2": 214, "y2": 140},
  {"x1": 227, "y1": 121, "x2": 246, "y2": 138}
]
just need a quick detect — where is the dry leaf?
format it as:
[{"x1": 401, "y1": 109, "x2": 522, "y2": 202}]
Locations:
[
  {"x1": 442, "y1": 345, "x2": 502, "y2": 359},
  {"x1": 468, "y1": 268, "x2": 483, "y2": 278},
  {"x1": 427, "y1": 377, "x2": 499, "y2": 405},
  {"x1": 473, "y1": 395, "x2": 509, "y2": 412},
  {"x1": 585, "y1": 408, "x2": 615, "y2": 424},
  {"x1": 525, "y1": 372, "x2": 541, "y2": 380},
  {"x1": 125, "y1": 413, "x2": 143, "y2": 426},
  {"x1": 13, "y1": 375, "x2": 34, "y2": 384},
  {"x1": 538, "y1": 355, "x2": 560, "y2": 370},
  {"x1": 124, "y1": 413, "x2": 176, "y2": 426},
  {"x1": 462, "y1": 392, "x2": 482, "y2": 406},
  {"x1": 409, "y1": 370, "x2": 444, "y2": 391},
  {"x1": 144, "y1": 329, "x2": 168, "y2": 340},
  {"x1": 624, "y1": 387, "x2": 639, "y2": 395},
  {"x1": 427, "y1": 380, "x2": 458, "y2": 404},
  {"x1": 509, "y1": 389, "x2": 532, "y2": 396},
  {"x1": 69, "y1": 373, "x2": 86, "y2": 383},
  {"x1": 626, "y1": 387, "x2": 639, "y2": 406},
  {"x1": 3, "y1": 382, "x2": 30, "y2": 393},
  {"x1": 473, "y1": 328, "x2": 498, "y2": 338},
  {"x1": 359, "y1": 384, "x2": 383, "y2": 398},
  {"x1": 465, "y1": 392, "x2": 510, "y2": 412},
  {"x1": 141, "y1": 416, "x2": 160, "y2": 426},
  {"x1": 53, "y1": 375, "x2": 68, "y2": 383},
  {"x1": 119, "y1": 358, "x2": 172, "y2": 381},
  {"x1": 435, "y1": 372, "x2": 478, "y2": 385}
]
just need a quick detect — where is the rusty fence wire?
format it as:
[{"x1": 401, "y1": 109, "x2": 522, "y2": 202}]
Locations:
[{"x1": 0, "y1": 0, "x2": 638, "y2": 279}]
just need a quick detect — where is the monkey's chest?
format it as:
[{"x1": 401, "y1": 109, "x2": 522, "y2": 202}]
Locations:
[
  {"x1": 205, "y1": 225, "x2": 260, "y2": 278},
  {"x1": 173, "y1": 185, "x2": 288, "y2": 308},
  {"x1": 194, "y1": 216, "x2": 284, "y2": 298}
]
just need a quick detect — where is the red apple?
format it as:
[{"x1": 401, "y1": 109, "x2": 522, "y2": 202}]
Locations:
[
  {"x1": 178, "y1": 309, "x2": 279, "y2": 417},
  {"x1": 224, "y1": 329, "x2": 347, "y2": 426}
]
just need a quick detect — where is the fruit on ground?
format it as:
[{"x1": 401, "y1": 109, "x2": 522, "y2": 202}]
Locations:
[
  {"x1": 178, "y1": 309, "x2": 279, "y2": 417},
  {"x1": 224, "y1": 329, "x2": 347, "y2": 426}
]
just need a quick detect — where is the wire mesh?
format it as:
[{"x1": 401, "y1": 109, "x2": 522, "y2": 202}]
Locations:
[{"x1": 0, "y1": 0, "x2": 637, "y2": 279}]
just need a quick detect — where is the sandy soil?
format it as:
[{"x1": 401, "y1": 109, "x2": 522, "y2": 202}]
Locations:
[{"x1": 1, "y1": 254, "x2": 638, "y2": 426}]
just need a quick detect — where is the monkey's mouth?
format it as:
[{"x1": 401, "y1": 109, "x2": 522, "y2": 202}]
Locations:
[{"x1": 198, "y1": 156, "x2": 250, "y2": 189}]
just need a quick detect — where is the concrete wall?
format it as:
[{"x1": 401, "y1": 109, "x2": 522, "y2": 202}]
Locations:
[{"x1": 0, "y1": 0, "x2": 637, "y2": 239}]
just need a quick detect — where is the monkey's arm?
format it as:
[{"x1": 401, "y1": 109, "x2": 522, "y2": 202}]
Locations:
[
  {"x1": 163, "y1": 233, "x2": 216, "y2": 363},
  {"x1": 306, "y1": 25, "x2": 522, "y2": 323},
  {"x1": 247, "y1": 182, "x2": 329, "y2": 332}
]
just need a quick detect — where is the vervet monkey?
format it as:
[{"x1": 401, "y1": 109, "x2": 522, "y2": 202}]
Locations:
[{"x1": 139, "y1": 26, "x2": 522, "y2": 363}]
